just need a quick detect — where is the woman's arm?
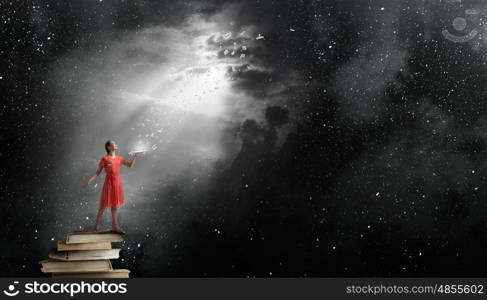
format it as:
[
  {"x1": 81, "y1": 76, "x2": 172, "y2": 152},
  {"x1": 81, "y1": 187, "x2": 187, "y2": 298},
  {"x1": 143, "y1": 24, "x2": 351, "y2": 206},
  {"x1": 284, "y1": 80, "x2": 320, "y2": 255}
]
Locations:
[
  {"x1": 123, "y1": 153, "x2": 138, "y2": 168},
  {"x1": 83, "y1": 165, "x2": 103, "y2": 187}
]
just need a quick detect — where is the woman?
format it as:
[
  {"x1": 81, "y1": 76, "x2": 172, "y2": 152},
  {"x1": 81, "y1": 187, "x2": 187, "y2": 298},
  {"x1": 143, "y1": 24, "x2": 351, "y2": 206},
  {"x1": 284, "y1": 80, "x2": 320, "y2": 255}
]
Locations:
[{"x1": 84, "y1": 140, "x2": 139, "y2": 232}]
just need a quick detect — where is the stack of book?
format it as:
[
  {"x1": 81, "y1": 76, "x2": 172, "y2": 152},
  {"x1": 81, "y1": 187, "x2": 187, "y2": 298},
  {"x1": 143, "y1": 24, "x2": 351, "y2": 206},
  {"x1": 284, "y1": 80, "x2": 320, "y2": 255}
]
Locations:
[{"x1": 40, "y1": 230, "x2": 130, "y2": 278}]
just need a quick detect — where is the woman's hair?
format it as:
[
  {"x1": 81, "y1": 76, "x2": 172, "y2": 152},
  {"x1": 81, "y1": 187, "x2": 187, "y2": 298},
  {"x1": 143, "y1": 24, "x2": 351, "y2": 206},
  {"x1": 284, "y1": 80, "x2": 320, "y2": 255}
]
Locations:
[{"x1": 105, "y1": 140, "x2": 115, "y2": 154}]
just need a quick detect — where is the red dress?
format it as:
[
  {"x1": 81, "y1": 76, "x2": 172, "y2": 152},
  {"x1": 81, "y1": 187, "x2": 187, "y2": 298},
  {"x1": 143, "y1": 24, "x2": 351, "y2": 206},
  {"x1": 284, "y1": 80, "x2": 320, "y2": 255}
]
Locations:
[{"x1": 98, "y1": 155, "x2": 126, "y2": 208}]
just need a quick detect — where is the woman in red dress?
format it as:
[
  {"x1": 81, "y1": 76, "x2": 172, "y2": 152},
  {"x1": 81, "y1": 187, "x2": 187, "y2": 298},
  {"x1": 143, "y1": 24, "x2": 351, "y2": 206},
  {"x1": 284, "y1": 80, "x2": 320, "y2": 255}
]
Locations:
[{"x1": 84, "y1": 140, "x2": 139, "y2": 232}]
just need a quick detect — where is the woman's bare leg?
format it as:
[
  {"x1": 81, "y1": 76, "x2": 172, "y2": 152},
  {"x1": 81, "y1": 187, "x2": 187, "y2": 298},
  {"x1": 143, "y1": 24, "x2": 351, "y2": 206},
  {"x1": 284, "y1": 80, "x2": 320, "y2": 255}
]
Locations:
[
  {"x1": 111, "y1": 207, "x2": 118, "y2": 225},
  {"x1": 94, "y1": 207, "x2": 105, "y2": 231},
  {"x1": 111, "y1": 207, "x2": 123, "y2": 232}
]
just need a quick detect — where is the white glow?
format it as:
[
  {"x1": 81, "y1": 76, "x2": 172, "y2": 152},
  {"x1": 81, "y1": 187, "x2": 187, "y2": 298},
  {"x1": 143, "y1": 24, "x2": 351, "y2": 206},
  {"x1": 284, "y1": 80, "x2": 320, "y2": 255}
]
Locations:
[
  {"x1": 117, "y1": 17, "x2": 244, "y2": 118},
  {"x1": 129, "y1": 139, "x2": 152, "y2": 155},
  {"x1": 109, "y1": 18, "x2": 258, "y2": 173},
  {"x1": 121, "y1": 62, "x2": 231, "y2": 117}
]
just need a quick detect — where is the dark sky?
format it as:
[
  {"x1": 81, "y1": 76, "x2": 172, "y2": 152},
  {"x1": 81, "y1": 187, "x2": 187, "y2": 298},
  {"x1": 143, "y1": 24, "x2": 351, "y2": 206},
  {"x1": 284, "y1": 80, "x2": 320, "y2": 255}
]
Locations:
[{"x1": 3, "y1": 0, "x2": 487, "y2": 277}]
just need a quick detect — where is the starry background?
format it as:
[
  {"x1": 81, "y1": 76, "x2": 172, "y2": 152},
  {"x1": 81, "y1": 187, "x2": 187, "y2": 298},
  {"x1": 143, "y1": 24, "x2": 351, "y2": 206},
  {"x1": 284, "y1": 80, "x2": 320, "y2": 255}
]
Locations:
[{"x1": 2, "y1": 0, "x2": 487, "y2": 277}]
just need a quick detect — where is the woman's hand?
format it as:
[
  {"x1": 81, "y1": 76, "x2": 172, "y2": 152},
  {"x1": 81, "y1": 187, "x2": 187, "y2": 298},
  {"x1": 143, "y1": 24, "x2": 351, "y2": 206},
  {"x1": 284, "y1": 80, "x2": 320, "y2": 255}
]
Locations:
[{"x1": 84, "y1": 166, "x2": 102, "y2": 187}]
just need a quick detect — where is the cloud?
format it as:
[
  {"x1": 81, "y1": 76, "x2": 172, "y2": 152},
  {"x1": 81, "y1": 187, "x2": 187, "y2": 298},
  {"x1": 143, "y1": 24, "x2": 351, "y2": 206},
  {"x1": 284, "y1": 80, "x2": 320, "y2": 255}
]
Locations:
[
  {"x1": 329, "y1": 3, "x2": 409, "y2": 122},
  {"x1": 325, "y1": 95, "x2": 487, "y2": 251}
]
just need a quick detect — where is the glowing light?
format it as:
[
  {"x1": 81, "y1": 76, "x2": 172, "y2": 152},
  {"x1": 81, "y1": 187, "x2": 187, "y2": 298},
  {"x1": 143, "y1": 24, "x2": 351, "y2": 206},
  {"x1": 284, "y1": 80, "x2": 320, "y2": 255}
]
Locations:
[
  {"x1": 120, "y1": 28, "x2": 237, "y2": 118},
  {"x1": 129, "y1": 139, "x2": 152, "y2": 155},
  {"x1": 122, "y1": 63, "x2": 231, "y2": 117}
]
